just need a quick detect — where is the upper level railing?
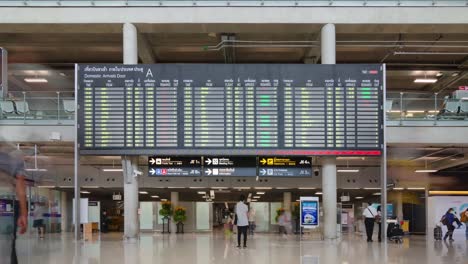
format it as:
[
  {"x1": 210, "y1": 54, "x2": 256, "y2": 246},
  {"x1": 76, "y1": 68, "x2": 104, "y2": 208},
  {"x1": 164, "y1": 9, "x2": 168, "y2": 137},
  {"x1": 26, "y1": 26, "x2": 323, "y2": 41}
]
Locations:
[
  {"x1": 0, "y1": 0, "x2": 467, "y2": 7},
  {"x1": 1, "y1": 90, "x2": 467, "y2": 126}
]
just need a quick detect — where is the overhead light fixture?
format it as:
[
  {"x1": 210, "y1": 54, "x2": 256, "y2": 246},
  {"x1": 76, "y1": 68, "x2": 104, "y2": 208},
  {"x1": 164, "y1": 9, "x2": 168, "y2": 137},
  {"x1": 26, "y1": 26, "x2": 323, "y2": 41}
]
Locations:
[
  {"x1": 151, "y1": 195, "x2": 159, "y2": 198},
  {"x1": 38, "y1": 185, "x2": 55, "y2": 188},
  {"x1": 161, "y1": 199, "x2": 168, "y2": 202},
  {"x1": 415, "y1": 160, "x2": 437, "y2": 173},
  {"x1": 58, "y1": 186, "x2": 73, "y2": 188},
  {"x1": 198, "y1": 191, "x2": 206, "y2": 195},
  {"x1": 82, "y1": 186, "x2": 100, "y2": 189},
  {"x1": 251, "y1": 199, "x2": 258, "y2": 202},
  {"x1": 253, "y1": 196, "x2": 261, "y2": 199},
  {"x1": 452, "y1": 72, "x2": 460, "y2": 77},
  {"x1": 139, "y1": 191, "x2": 148, "y2": 194},
  {"x1": 315, "y1": 192, "x2": 323, "y2": 195},
  {"x1": 189, "y1": 187, "x2": 206, "y2": 189},
  {"x1": 407, "y1": 110, "x2": 426, "y2": 113},
  {"x1": 355, "y1": 197, "x2": 364, "y2": 199},
  {"x1": 414, "y1": 78, "x2": 437, "y2": 83},
  {"x1": 212, "y1": 187, "x2": 228, "y2": 190},
  {"x1": 298, "y1": 187, "x2": 316, "y2": 190},
  {"x1": 255, "y1": 187, "x2": 273, "y2": 190},
  {"x1": 167, "y1": 187, "x2": 180, "y2": 189},
  {"x1": 393, "y1": 187, "x2": 404, "y2": 190},
  {"x1": 364, "y1": 188, "x2": 380, "y2": 190},
  {"x1": 373, "y1": 192, "x2": 381, "y2": 196},
  {"x1": 337, "y1": 169, "x2": 360, "y2": 173},
  {"x1": 429, "y1": 191, "x2": 468, "y2": 195},
  {"x1": 256, "y1": 192, "x2": 265, "y2": 195},
  {"x1": 25, "y1": 168, "x2": 48, "y2": 172},
  {"x1": 102, "y1": 168, "x2": 123, "y2": 172},
  {"x1": 461, "y1": 97, "x2": 468, "y2": 100},
  {"x1": 24, "y1": 77, "x2": 48, "y2": 83},
  {"x1": 415, "y1": 169, "x2": 438, "y2": 173},
  {"x1": 407, "y1": 187, "x2": 426, "y2": 190},
  {"x1": 80, "y1": 191, "x2": 90, "y2": 194},
  {"x1": 436, "y1": 72, "x2": 443, "y2": 77},
  {"x1": 234, "y1": 187, "x2": 251, "y2": 190},
  {"x1": 296, "y1": 199, "x2": 300, "y2": 202}
]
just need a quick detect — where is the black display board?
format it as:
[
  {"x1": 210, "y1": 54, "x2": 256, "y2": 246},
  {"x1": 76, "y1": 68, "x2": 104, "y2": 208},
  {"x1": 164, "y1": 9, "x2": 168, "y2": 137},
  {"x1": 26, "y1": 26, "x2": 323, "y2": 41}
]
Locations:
[{"x1": 77, "y1": 64, "x2": 384, "y2": 156}]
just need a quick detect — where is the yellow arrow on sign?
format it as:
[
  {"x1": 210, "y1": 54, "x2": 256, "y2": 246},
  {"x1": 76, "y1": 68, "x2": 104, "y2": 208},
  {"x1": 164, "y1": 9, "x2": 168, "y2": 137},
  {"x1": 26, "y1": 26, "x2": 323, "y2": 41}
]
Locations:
[{"x1": 260, "y1": 158, "x2": 267, "y2": 165}]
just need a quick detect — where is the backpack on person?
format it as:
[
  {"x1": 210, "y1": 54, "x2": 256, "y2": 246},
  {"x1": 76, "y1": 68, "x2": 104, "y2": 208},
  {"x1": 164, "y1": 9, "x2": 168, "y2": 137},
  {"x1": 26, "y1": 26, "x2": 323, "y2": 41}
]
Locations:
[{"x1": 440, "y1": 215, "x2": 449, "y2": 226}]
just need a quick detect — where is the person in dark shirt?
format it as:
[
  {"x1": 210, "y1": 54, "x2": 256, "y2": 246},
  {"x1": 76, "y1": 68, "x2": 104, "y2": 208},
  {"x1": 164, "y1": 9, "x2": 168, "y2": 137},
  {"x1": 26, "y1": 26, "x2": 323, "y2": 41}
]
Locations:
[{"x1": 0, "y1": 150, "x2": 28, "y2": 264}]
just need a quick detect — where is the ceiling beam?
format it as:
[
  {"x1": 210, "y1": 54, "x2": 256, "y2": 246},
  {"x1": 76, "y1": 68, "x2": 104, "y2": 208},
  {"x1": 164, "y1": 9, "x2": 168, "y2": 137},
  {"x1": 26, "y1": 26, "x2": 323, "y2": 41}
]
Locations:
[
  {"x1": 137, "y1": 33, "x2": 156, "y2": 64},
  {"x1": 428, "y1": 58, "x2": 468, "y2": 93}
]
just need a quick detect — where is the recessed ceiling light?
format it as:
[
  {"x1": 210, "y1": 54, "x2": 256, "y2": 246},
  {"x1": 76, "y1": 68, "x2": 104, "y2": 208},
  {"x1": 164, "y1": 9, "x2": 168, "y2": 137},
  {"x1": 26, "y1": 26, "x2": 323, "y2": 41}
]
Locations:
[
  {"x1": 373, "y1": 192, "x2": 381, "y2": 196},
  {"x1": 298, "y1": 187, "x2": 316, "y2": 190},
  {"x1": 337, "y1": 169, "x2": 360, "y2": 173},
  {"x1": 80, "y1": 191, "x2": 90, "y2": 194},
  {"x1": 102, "y1": 168, "x2": 123, "y2": 172},
  {"x1": 161, "y1": 199, "x2": 168, "y2": 202},
  {"x1": 151, "y1": 195, "x2": 159, "y2": 198},
  {"x1": 452, "y1": 72, "x2": 460, "y2": 77},
  {"x1": 255, "y1": 187, "x2": 273, "y2": 190},
  {"x1": 139, "y1": 191, "x2": 148, "y2": 194},
  {"x1": 436, "y1": 72, "x2": 443, "y2": 77},
  {"x1": 198, "y1": 191, "x2": 206, "y2": 195},
  {"x1": 315, "y1": 192, "x2": 323, "y2": 195},
  {"x1": 355, "y1": 197, "x2": 364, "y2": 199},
  {"x1": 256, "y1": 192, "x2": 265, "y2": 195},
  {"x1": 25, "y1": 168, "x2": 48, "y2": 172},
  {"x1": 414, "y1": 78, "x2": 437, "y2": 83},
  {"x1": 364, "y1": 188, "x2": 380, "y2": 190},
  {"x1": 253, "y1": 196, "x2": 261, "y2": 199},
  {"x1": 24, "y1": 78, "x2": 48, "y2": 83},
  {"x1": 393, "y1": 187, "x2": 404, "y2": 190},
  {"x1": 407, "y1": 187, "x2": 426, "y2": 190},
  {"x1": 429, "y1": 191, "x2": 468, "y2": 195},
  {"x1": 415, "y1": 169, "x2": 438, "y2": 173},
  {"x1": 251, "y1": 199, "x2": 258, "y2": 202},
  {"x1": 38, "y1": 185, "x2": 55, "y2": 188}
]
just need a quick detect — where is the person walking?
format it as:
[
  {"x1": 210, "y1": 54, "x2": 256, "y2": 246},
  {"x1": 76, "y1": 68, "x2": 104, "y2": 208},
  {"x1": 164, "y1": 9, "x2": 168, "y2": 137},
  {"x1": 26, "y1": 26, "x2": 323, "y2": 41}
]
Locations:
[
  {"x1": 248, "y1": 207, "x2": 256, "y2": 236},
  {"x1": 460, "y1": 208, "x2": 468, "y2": 240},
  {"x1": 278, "y1": 210, "x2": 290, "y2": 236},
  {"x1": 442, "y1": 208, "x2": 457, "y2": 242},
  {"x1": 0, "y1": 148, "x2": 28, "y2": 264},
  {"x1": 362, "y1": 203, "x2": 378, "y2": 242},
  {"x1": 33, "y1": 201, "x2": 46, "y2": 239},
  {"x1": 235, "y1": 195, "x2": 249, "y2": 248}
]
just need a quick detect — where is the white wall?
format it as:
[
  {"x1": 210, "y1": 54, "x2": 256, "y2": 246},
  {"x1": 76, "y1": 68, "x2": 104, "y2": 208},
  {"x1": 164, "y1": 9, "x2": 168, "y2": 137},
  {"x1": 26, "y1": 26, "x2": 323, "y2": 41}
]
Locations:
[{"x1": 428, "y1": 196, "x2": 468, "y2": 237}]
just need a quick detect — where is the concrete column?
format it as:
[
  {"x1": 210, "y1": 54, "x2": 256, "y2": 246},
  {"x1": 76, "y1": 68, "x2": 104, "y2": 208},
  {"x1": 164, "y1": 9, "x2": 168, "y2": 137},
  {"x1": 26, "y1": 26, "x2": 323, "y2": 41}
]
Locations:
[
  {"x1": 170, "y1": 192, "x2": 179, "y2": 233},
  {"x1": 320, "y1": 24, "x2": 336, "y2": 65},
  {"x1": 283, "y1": 192, "x2": 292, "y2": 212},
  {"x1": 396, "y1": 191, "x2": 404, "y2": 221},
  {"x1": 123, "y1": 23, "x2": 138, "y2": 64},
  {"x1": 61, "y1": 191, "x2": 68, "y2": 232},
  {"x1": 321, "y1": 23, "x2": 337, "y2": 240},
  {"x1": 322, "y1": 157, "x2": 337, "y2": 240}
]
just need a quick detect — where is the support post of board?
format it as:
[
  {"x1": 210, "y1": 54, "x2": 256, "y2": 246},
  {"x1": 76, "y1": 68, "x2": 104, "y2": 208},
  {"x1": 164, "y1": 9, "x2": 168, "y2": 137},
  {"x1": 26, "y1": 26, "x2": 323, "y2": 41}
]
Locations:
[
  {"x1": 321, "y1": 23, "x2": 337, "y2": 241},
  {"x1": 170, "y1": 192, "x2": 179, "y2": 234},
  {"x1": 283, "y1": 192, "x2": 292, "y2": 212},
  {"x1": 74, "y1": 63, "x2": 80, "y2": 241},
  {"x1": 122, "y1": 156, "x2": 140, "y2": 241},
  {"x1": 380, "y1": 64, "x2": 388, "y2": 243},
  {"x1": 122, "y1": 23, "x2": 139, "y2": 242},
  {"x1": 322, "y1": 157, "x2": 337, "y2": 240}
]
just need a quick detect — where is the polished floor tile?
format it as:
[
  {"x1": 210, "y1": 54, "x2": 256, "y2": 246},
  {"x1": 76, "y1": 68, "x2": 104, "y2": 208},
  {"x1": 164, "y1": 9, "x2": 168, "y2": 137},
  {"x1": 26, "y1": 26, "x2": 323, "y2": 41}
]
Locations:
[{"x1": 14, "y1": 232, "x2": 468, "y2": 264}]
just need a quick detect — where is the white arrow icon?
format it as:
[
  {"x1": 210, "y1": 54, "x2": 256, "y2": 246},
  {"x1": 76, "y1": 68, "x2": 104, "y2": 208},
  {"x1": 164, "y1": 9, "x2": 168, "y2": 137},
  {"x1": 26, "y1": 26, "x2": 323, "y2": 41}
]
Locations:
[
  {"x1": 260, "y1": 169, "x2": 266, "y2": 176},
  {"x1": 205, "y1": 158, "x2": 212, "y2": 165},
  {"x1": 205, "y1": 168, "x2": 212, "y2": 176},
  {"x1": 150, "y1": 168, "x2": 156, "y2": 175},
  {"x1": 149, "y1": 158, "x2": 156, "y2": 165}
]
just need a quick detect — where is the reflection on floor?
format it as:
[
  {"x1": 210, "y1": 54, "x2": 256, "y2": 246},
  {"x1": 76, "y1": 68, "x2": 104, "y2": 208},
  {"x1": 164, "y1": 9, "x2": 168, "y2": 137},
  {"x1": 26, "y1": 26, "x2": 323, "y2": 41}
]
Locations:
[{"x1": 15, "y1": 232, "x2": 468, "y2": 264}]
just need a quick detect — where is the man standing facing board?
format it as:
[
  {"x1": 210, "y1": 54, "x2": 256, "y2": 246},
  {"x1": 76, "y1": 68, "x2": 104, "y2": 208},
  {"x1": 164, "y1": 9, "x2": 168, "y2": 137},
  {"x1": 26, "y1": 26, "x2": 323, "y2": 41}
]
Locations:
[
  {"x1": 362, "y1": 202, "x2": 378, "y2": 242},
  {"x1": 235, "y1": 195, "x2": 249, "y2": 248},
  {"x1": 0, "y1": 148, "x2": 28, "y2": 264}
]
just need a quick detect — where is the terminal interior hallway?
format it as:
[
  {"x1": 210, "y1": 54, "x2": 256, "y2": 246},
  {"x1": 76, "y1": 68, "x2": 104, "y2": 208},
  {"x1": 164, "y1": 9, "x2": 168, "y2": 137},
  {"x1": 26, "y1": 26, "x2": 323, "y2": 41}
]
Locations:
[{"x1": 14, "y1": 232, "x2": 468, "y2": 264}]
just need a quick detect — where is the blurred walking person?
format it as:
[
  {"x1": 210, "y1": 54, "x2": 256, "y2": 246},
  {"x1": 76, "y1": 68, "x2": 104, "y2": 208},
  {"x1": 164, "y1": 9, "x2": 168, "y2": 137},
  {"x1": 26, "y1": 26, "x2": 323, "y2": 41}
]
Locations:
[
  {"x1": 235, "y1": 195, "x2": 249, "y2": 248},
  {"x1": 0, "y1": 146, "x2": 28, "y2": 264}
]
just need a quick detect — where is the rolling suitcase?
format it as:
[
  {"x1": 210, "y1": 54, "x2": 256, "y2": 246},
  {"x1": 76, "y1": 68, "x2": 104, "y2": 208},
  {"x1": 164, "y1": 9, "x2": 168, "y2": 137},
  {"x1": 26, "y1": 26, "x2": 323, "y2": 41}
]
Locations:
[{"x1": 434, "y1": 226, "x2": 443, "y2": 241}]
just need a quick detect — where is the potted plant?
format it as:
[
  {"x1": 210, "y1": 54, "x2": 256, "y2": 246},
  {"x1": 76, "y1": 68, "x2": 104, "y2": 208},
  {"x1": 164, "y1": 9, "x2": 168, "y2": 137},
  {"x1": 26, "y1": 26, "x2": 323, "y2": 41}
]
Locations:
[
  {"x1": 173, "y1": 206, "x2": 187, "y2": 234},
  {"x1": 275, "y1": 208, "x2": 285, "y2": 223},
  {"x1": 159, "y1": 201, "x2": 173, "y2": 233}
]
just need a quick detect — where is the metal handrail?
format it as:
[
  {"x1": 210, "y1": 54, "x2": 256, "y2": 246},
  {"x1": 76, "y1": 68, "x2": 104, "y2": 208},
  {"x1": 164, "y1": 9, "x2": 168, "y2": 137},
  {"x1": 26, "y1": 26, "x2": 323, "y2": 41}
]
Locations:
[{"x1": 0, "y1": 0, "x2": 467, "y2": 7}]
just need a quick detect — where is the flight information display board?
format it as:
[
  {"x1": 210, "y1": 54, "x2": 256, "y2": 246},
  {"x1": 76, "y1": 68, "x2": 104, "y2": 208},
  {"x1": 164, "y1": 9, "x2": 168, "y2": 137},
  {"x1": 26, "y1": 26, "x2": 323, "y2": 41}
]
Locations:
[{"x1": 77, "y1": 64, "x2": 384, "y2": 156}]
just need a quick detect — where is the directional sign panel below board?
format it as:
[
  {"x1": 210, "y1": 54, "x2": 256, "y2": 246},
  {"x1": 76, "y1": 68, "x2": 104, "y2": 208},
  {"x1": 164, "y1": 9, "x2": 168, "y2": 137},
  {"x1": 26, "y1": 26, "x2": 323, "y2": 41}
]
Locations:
[
  {"x1": 203, "y1": 156, "x2": 257, "y2": 176},
  {"x1": 148, "y1": 156, "x2": 202, "y2": 176},
  {"x1": 258, "y1": 156, "x2": 312, "y2": 177}
]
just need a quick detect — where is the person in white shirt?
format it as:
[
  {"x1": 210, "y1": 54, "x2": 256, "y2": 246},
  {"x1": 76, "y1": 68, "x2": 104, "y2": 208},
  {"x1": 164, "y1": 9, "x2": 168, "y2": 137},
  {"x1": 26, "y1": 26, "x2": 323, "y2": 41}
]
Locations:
[
  {"x1": 362, "y1": 203, "x2": 378, "y2": 242},
  {"x1": 235, "y1": 195, "x2": 249, "y2": 248}
]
